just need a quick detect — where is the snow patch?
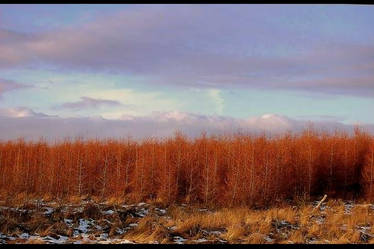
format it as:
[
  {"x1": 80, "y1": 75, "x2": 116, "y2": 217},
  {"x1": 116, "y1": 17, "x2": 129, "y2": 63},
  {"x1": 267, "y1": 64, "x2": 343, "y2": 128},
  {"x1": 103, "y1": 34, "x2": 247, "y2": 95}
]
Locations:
[
  {"x1": 102, "y1": 210, "x2": 114, "y2": 215},
  {"x1": 173, "y1": 236, "x2": 187, "y2": 244}
]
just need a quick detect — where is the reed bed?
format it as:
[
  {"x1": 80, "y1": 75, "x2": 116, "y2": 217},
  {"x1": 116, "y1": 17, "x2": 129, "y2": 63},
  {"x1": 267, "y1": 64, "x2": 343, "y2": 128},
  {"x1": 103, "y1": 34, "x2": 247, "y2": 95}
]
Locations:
[{"x1": 0, "y1": 127, "x2": 373, "y2": 207}]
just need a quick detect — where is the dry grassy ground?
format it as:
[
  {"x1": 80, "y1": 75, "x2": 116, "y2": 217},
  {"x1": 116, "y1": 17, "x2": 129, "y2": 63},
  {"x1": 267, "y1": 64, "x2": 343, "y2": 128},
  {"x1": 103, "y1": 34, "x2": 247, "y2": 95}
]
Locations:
[{"x1": 1, "y1": 195, "x2": 374, "y2": 244}]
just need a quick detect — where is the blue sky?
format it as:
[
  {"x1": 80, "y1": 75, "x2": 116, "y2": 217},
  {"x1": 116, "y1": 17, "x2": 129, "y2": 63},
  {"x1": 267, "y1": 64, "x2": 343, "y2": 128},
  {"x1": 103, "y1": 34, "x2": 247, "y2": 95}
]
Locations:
[{"x1": 0, "y1": 4, "x2": 373, "y2": 140}]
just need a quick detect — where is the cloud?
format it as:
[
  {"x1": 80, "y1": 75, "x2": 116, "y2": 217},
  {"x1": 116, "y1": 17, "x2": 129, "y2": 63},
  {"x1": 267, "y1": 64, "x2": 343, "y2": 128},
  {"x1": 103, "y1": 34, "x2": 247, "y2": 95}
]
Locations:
[
  {"x1": 207, "y1": 89, "x2": 224, "y2": 114},
  {"x1": 0, "y1": 109, "x2": 372, "y2": 142},
  {"x1": 275, "y1": 74, "x2": 374, "y2": 97},
  {"x1": 0, "y1": 5, "x2": 373, "y2": 97},
  {"x1": 296, "y1": 114, "x2": 347, "y2": 123},
  {"x1": 0, "y1": 78, "x2": 28, "y2": 97},
  {"x1": 0, "y1": 107, "x2": 53, "y2": 118},
  {"x1": 58, "y1": 96, "x2": 124, "y2": 110}
]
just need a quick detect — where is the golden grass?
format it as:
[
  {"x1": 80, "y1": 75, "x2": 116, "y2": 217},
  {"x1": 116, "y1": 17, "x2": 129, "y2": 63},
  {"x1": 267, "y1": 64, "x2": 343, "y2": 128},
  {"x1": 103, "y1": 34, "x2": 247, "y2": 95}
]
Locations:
[
  {"x1": 144, "y1": 200, "x2": 374, "y2": 244},
  {"x1": 1, "y1": 196, "x2": 374, "y2": 244}
]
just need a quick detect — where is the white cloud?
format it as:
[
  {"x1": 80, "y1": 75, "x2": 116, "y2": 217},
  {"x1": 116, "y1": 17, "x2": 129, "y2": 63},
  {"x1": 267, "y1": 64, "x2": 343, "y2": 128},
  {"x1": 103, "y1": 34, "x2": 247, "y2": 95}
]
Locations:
[
  {"x1": 246, "y1": 113, "x2": 293, "y2": 132},
  {"x1": 83, "y1": 88, "x2": 182, "y2": 118},
  {"x1": 0, "y1": 108, "x2": 372, "y2": 142},
  {"x1": 0, "y1": 107, "x2": 53, "y2": 118}
]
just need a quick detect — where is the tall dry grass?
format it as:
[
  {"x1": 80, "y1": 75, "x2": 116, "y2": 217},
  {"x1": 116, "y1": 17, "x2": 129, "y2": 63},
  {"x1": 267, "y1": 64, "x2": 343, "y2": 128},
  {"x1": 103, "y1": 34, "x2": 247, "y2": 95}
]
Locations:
[{"x1": 0, "y1": 127, "x2": 373, "y2": 207}]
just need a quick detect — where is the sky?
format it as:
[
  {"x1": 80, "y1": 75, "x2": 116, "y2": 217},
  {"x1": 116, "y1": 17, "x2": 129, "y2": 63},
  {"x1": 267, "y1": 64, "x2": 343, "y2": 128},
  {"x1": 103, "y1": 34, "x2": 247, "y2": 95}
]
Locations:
[{"x1": 0, "y1": 4, "x2": 373, "y2": 141}]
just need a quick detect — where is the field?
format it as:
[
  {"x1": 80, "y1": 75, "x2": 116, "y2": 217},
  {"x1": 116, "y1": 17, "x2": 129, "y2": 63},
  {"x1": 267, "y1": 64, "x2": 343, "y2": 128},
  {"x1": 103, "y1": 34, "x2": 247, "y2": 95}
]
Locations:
[
  {"x1": 1, "y1": 196, "x2": 374, "y2": 244},
  {"x1": 1, "y1": 127, "x2": 374, "y2": 244}
]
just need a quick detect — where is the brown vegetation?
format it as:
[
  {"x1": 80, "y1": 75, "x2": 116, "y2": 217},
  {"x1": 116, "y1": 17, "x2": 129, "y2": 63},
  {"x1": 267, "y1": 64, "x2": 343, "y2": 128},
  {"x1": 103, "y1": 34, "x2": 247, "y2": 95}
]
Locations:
[
  {"x1": 1, "y1": 198, "x2": 374, "y2": 244},
  {"x1": 0, "y1": 127, "x2": 373, "y2": 207}
]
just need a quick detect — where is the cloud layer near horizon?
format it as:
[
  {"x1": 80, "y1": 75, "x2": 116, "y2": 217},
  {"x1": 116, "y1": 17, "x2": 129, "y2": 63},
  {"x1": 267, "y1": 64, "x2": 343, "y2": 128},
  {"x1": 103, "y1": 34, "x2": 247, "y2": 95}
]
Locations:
[{"x1": 0, "y1": 108, "x2": 372, "y2": 142}]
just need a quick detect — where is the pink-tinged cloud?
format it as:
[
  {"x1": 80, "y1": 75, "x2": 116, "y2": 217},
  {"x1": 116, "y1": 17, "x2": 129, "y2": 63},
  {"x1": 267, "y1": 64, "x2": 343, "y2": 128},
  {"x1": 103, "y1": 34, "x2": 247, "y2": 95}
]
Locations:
[
  {"x1": 58, "y1": 96, "x2": 123, "y2": 110},
  {"x1": 0, "y1": 78, "x2": 28, "y2": 97},
  {"x1": 0, "y1": 109, "x2": 372, "y2": 142},
  {"x1": 0, "y1": 5, "x2": 373, "y2": 97},
  {"x1": 0, "y1": 107, "x2": 53, "y2": 118}
]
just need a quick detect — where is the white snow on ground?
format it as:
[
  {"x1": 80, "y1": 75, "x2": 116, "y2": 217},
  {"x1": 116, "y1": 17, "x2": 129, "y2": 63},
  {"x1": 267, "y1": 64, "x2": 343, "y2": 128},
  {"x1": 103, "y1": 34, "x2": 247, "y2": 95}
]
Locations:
[
  {"x1": 43, "y1": 207, "x2": 54, "y2": 215},
  {"x1": 16, "y1": 234, "x2": 70, "y2": 244},
  {"x1": 173, "y1": 236, "x2": 187, "y2": 244},
  {"x1": 217, "y1": 239, "x2": 228, "y2": 243},
  {"x1": 97, "y1": 239, "x2": 135, "y2": 244},
  {"x1": 264, "y1": 235, "x2": 274, "y2": 243},
  {"x1": 0, "y1": 206, "x2": 28, "y2": 213},
  {"x1": 344, "y1": 201, "x2": 354, "y2": 214},
  {"x1": 99, "y1": 233, "x2": 109, "y2": 240},
  {"x1": 116, "y1": 228, "x2": 125, "y2": 235},
  {"x1": 193, "y1": 238, "x2": 209, "y2": 243},
  {"x1": 154, "y1": 208, "x2": 167, "y2": 215},
  {"x1": 357, "y1": 226, "x2": 374, "y2": 241},
  {"x1": 19, "y1": 233, "x2": 30, "y2": 239},
  {"x1": 42, "y1": 235, "x2": 69, "y2": 244},
  {"x1": 0, "y1": 202, "x2": 158, "y2": 244},
  {"x1": 74, "y1": 218, "x2": 96, "y2": 235},
  {"x1": 3, "y1": 200, "x2": 373, "y2": 244},
  {"x1": 78, "y1": 219, "x2": 90, "y2": 233},
  {"x1": 102, "y1": 210, "x2": 114, "y2": 215},
  {"x1": 0, "y1": 232, "x2": 12, "y2": 244},
  {"x1": 64, "y1": 218, "x2": 73, "y2": 227},
  {"x1": 136, "y1": 207, "x2": 149, "y2": 217}
]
